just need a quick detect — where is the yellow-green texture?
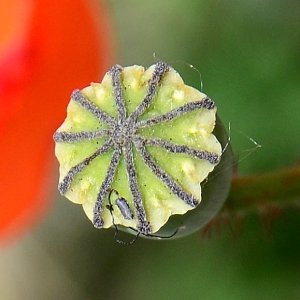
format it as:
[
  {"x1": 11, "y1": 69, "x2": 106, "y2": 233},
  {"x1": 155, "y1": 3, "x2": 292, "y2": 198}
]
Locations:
[{"x1": 54, "y1": 63, "x2": 227, "y2": 236}]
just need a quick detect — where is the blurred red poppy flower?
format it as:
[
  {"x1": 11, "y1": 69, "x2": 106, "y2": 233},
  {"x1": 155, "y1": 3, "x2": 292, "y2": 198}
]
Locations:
[{"x1": 0, "y1": 0, "x2": 114, "y2": 246}]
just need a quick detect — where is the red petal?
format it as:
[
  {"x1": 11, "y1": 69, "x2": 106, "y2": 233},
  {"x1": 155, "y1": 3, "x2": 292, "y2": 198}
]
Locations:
[{"x1": 0, "y1": 0, "x2": 114, "y2": 245}]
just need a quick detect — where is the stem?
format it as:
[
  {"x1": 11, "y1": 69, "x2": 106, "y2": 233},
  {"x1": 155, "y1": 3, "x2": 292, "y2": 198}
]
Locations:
[{"x1": 223, "y1": 165, "x2": 300, "y2": 214}]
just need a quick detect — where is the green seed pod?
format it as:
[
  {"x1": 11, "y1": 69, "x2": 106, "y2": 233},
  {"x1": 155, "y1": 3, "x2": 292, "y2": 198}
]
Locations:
[
  {"x1": 142, "y1": 114, "x2": 233, "y2": 238},
  {"x1": 54, "y1": 61, "x2": 233, "y2": 240}
]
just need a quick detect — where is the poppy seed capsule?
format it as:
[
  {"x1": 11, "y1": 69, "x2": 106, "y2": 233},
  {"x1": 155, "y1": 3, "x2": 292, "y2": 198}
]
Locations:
[{"x1": 54, "y1": 61, "x2": 233, "y2": 239}]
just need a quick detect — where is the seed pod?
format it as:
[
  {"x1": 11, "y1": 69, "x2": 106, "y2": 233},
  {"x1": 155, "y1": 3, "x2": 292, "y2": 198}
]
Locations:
[{"x1": 54, "y1": 61, "x2": 233, "y2": 239}]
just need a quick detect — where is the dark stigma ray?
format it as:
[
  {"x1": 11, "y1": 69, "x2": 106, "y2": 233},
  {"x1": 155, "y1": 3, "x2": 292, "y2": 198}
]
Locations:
[
  {"x1": 142, "y1": 137, "x2": 220, "y2": 165},
  {"x1": 53, "y1": 129, "x2": 110, "y2": 143},
  {"x1": 124, "y1": 143, "x2": 152, "y2": 235},
  {"x1": 127, "y1": 61, "x2": 169, "y2": 124},
  {"x1": 109, "y1": 65, "x2": 127, "y2": 122},
  {"x1": 135, "y1": 97, "x2": 215, "y2": 129},
  {"x1": 134, "y1": 139, "x2": 199, "y2": 208},
  {"x1": 71, "y1": 89, "x2": 116, "y2": 127},
  {"x1": 93, "y1": 147, "x2": 122, "y2": 228},
  {"x1": 58, "y1": 139, "x2": 113, "y2": 195}
]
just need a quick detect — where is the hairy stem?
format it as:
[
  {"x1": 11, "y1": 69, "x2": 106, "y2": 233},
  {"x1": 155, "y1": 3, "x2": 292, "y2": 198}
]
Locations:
[{"x1": 223, "y1": 165, "x2": 300, "y2": 214}]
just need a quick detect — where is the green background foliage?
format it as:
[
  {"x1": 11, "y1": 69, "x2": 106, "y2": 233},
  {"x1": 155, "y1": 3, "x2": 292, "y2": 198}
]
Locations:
[{"x1": 1, "y1": 1, "x2": 299, "y2": 299}]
